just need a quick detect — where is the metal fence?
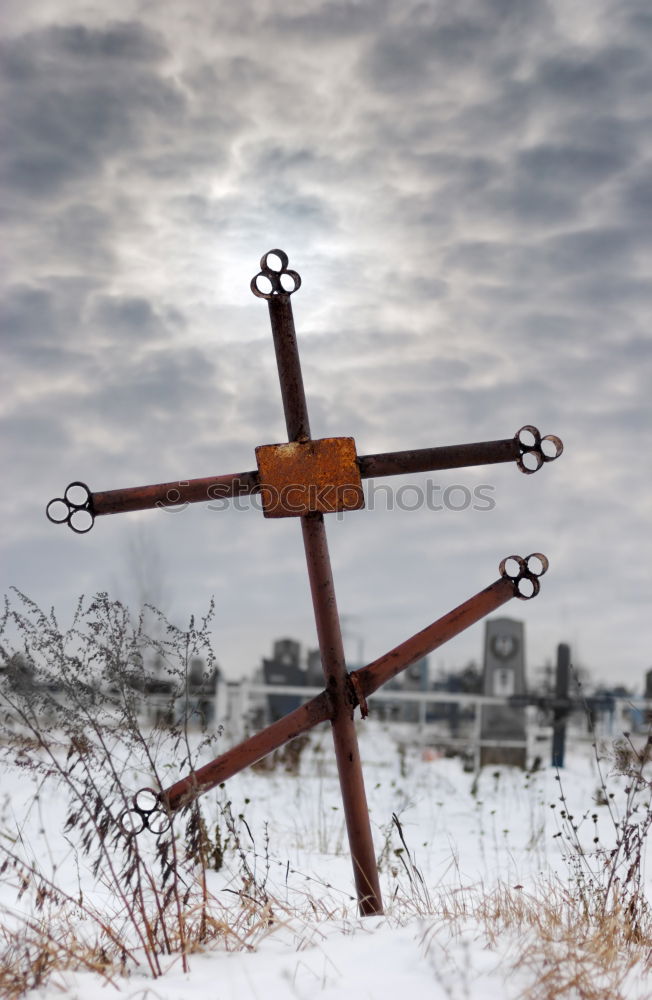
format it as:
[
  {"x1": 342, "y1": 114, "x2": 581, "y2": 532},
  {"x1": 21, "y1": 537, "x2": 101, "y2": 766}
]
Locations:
[{"x1": 220, "y1": 680, "x2": 652, "y2": 763}]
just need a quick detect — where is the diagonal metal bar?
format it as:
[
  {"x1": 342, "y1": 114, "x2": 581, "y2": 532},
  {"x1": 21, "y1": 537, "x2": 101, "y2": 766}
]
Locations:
[
  {"x1": 163, "y1": 690, "x2": 332, "y2": 811},
  {"x1": 159, "y1": 563, "x2": 528, "y2": 814},
  {"x1": 354, "y1": 577, "x2": 516, "y2": 702}
]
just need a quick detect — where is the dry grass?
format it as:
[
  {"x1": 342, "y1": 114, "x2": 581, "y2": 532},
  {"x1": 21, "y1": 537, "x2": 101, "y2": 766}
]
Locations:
[
  {"x1": 2, "y1": 795, "x2": 651, "y2": 999},
  {"x1": 423, "y1": 879, "x2": 651, "y2": 1000},
  {"x1": 2, "y1": 864, "x2": 650, "y2": 1000},
  {"x1": 0, "y1": 914, "x2": 118, "y2": 999}
]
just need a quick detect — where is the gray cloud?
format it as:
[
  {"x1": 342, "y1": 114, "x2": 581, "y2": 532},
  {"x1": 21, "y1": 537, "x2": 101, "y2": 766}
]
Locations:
[
  {"x1": 1, "y1": 0, "x2": 650, "y2": 689},
  {"x1": 88, "y1": 293, "x2": 185, "y2": 341},
  {"x1": 1, "y1": 23, "x2": 181, "y2": 199}
]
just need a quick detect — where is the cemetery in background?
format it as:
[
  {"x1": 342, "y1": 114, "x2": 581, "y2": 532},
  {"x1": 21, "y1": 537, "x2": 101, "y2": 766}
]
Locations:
[{"x1": 4, "y1": 615, "x2": 647, "y2": 770}]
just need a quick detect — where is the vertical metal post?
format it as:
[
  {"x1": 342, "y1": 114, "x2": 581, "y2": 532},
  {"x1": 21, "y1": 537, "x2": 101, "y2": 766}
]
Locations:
[
  {"x1": 551, "y1": 642, "x2": 570, "y2": 767},
  {"x1": 267, "y1": 295, "x2": 311, "y2": 442},
  {"x1": 265, "y1": 287, "x2": 383, "y2": 916}
]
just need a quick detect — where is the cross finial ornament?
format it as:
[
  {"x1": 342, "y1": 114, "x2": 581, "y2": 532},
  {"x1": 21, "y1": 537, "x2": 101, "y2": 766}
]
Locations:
[{"x1": 46, "y1": 249, "x2": 563, "y2": 916}]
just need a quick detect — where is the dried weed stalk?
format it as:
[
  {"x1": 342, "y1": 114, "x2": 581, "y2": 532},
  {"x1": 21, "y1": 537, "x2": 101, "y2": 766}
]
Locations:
[{"x1": 0, "y1": 589, "x2": 234, "y2": 990}]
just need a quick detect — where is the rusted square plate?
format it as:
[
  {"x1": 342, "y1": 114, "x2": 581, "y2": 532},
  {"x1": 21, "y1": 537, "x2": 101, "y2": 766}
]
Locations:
[{"x1": 255, "y1": 437, "x2": 365, "y2": 518}]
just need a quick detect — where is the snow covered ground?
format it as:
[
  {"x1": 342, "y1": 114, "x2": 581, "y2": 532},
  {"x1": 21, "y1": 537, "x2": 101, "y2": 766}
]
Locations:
[{"x1": 1, "y1": 719, "x2": 651, "y2": 999}]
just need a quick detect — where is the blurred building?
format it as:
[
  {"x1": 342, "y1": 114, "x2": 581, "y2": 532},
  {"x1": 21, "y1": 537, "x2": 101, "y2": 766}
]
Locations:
[
  {"x1": 306, "y1": 647, "x2": 324, "y2": 687},
  {"x1": 262, "y1": 638, "x2": 305, "y2": 720}
]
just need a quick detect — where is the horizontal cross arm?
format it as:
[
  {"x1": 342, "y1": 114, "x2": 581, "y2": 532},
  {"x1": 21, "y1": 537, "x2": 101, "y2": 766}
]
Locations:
[
  {"x1": 358, "y1": 439, "x2": 518, "y2": 478},
  {"x1": 45, "y1": 428, "x2": 562, "y2": 531},
  {"x1": 46, "y1": 470, "x2": 259, "y2": 532},
  {"x1": 357, "y1": 426, "x2": 563, "y2": 479},
  {"x1": 92, "y1": 470, "x2": 259, "y2": 516}
]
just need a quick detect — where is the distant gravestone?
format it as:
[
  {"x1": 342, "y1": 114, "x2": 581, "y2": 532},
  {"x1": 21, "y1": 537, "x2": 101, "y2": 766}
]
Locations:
[{"x1": 479, "y1": 617, "x2": 527, "y2": 768}]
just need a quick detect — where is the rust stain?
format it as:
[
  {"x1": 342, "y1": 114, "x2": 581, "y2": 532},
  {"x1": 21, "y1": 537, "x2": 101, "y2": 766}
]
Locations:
[{"x1": 255, "y1": 437, "x2": 365, "y2": 517}]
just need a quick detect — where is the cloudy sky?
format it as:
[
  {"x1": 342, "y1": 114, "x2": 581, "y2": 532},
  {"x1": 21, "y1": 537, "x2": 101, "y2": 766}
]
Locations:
[{"x1": 2, "y1": 0, "x2": 651, "y2": 691}]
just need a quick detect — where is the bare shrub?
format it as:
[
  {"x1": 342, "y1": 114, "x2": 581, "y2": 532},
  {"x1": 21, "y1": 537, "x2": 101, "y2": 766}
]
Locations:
[
  {"x1": 551, "y1": 728, "x2": 652, "y2": 947},
  {"x1": 0, "y1": 589, "x2": 232, "y2": 986}
]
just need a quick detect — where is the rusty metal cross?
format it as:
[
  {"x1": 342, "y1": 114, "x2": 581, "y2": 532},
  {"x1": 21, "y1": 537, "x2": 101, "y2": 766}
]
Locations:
[{"x1": 46, "y1": 249, "x2": 563, "y2": 916}]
